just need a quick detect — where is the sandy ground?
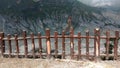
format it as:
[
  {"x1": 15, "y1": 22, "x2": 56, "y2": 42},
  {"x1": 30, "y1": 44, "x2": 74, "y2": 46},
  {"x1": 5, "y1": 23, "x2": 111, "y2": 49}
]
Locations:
[
  {"x1": 0, "y1": 58, "x2": 120, "y2": 68},
  {"x1": 1, "y1": 39, "x2": 120, "y2": 68}
]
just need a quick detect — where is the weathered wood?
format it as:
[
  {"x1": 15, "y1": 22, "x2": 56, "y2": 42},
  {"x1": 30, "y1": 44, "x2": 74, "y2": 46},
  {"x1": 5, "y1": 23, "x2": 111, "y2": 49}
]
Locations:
[
  {"x1": 0, "y1": 32, "x2": 5, "y2": 56},
  {"x1": 86, "y1": 30, "x2": 89, "y2": 59},
  {"x1": 78, "y1": 32, "x2": 81, "y2": 60},
  {"x1": 106, "y1": 31, "x2": 110, "y2": 60},
  {"x1": 114, "y1": 31, "x2": 119, "y2": 60},
  {"x1": 94, "y1": 29, "x2": 97, "y2": 59},
  {"x1": 54, "y1": 31, "x2": 58, "y2": 58},
  {"x1": 98, "y1": 30, "x2": 100, "y2": 57},
  {"x1": 0, "y1": 34, "x2": 2, "y2": 55},
  {"x1": 62, "y1": 30, "x2": 65, "y2": 59},
  {"x1": 2, "y1": 35, "x2": 120, "y2": 40},
  {"x1": 1, "y1": 29, "x2": 120, "y2": 61},
  {"x1": 2, "y1": 33, "x2": 5, "y2": 53},
  {"x1": 96, "y1": 28, "x2": 100, "y2": 56},
  {"x1": 70, "y1": 28, "x2": 74, "y2": 59},
  {"x1": 94, "y1": 28, "x2": 100, "y2": 61},
  {"x1": 14, "y1": 34, "x2": 19, "y2": 58},
  {"x1": 3, "y1": 52, "x2": 119, "y2": 58},
  {"x1": 23, "y1": 30, "x2": 28, "y2": 58},
  {"x1": 38, "y1": 32, "x2": 42, "y2": 58},
  {"x1": 46, "y1": 28, "x2": 51, "y2": 59},
  {"x1": 7, "y1": 34, "x2": 12, "y2": 58},
  {"x1": 31, "y1": 33, "x2": 35, "y2": 58}
]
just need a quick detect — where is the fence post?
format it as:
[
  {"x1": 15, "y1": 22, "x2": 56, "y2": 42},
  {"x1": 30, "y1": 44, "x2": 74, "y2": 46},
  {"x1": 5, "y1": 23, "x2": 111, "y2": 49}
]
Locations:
[
  {"x1": 114, "y1": 31, "x2": 119, "y2": 60},
  {"x1": 106, "y1": 31, "x2": 110, "y2": 60},
  {"x1": 62, "y1": 30, "x2": 65, "y2": 59},
  {"x1": 78, "y1": 32, "x2": 81, "y2": 60},
  {"x1": 7, "y1": 34, "x2": 12, "y2": 58},
  {"x1": 31, "y1": 33, "x2": 35, "y2": 58},
  {"x1": 38, "y1": 32, "x2": 42, "y2": 58},
  {"x1": 0, "y1": 32, "x2": 5, "y2": 56},
  {"x1": 0, "y1": 32, "x2": 4, "y2": 56},
  {"x1": 94, "y1": 28, "x2": 100, "y2": 61},
  {"x1": 0, "y1": 33, "x2": 1, "y2": 56},
  {"x1": 70, "y1": 27, "x2": 74, "y2": 59},
  {"x1": 14, "y1": 34, "x2": 19, "y2": 58},
  {"x1": 46, "y1": 28, "x2": 51, "y2": 59},
  {"x1": 23, "y1": 30, "x2": 28, "y2": 58},
  {"x1": 86, "y1": 30, "x2": 89, "y2": 59},
  {"x1": 54, "y1": 31, "x2": 58, "y2": 58}
]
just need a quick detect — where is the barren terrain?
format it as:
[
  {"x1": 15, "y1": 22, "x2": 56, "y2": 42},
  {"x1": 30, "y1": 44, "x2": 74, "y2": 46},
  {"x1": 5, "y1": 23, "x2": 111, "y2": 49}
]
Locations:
[{"x1": 0, "y1": 58, "x2": 120, "y2": 68}]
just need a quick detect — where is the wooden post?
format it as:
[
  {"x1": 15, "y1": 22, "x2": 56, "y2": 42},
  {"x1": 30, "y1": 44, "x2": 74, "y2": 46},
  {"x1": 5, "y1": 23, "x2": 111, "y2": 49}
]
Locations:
[
  {"x1": 14, "y1": 34, "x2": 19, "y2": 58},
  {"x1": 97, "y1": 29, "x2": 100, "y2": 57},
  {"x1": 2, "y1": 33, "x2": 5, "y2": 53},
  {"x1": 86, "y1": 30, "x2": 89, "y2": 59},
  {"x1": 0, "y1": 33, "x2": 1, "y2": 52},
  {"x1": 31, "y1": 33, "x2": 35, "y2": 58},
  {"x1": 46, "y1": 28, "x2": 51, "y2": 59},
  {"x1": 38, "y1": 32, "x2": 42, "y2": 58},
  {"x1": 0, "y1": 32, "x2": 5, "y2": 56},
  {"x1": 78, "y1": 32, "x2": 81, "y2": 60},
  {"x1": 96, "y1": 28, "x2": 100, "y2": 57},
  {"x1": 114, "y1": 31, "x2": 119, "y2": 60},
  {"x1": 70, "y1": 27, "x2": 74, "y2": 59},
  {"x1": 7, "y1": 34, "x2": 12, "y2": 58},
  {"x1": 23, "y1": 30, "x2": 28, "y2": 58},
  {"x1": 94, "y1": 29, "x2": 97, "y2": 60},
  {"x1": 106, "y1": 31, "x2": 110, "y2": 60},
  {"x1": 54, "y1": 31, "x2": 58, "y2": 58},
  {"x1": 62, "y1": 30, "x2": 65, "y2": 59},
  {"x1": 94, "y1": 28, "x2": 100, "y2": 61}
]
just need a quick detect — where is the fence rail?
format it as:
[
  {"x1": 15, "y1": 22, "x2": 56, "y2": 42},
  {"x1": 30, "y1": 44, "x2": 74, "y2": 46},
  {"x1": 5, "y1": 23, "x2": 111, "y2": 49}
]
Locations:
[{"x1": 0, "y1": 28, "x2": 120, "y2": 61}]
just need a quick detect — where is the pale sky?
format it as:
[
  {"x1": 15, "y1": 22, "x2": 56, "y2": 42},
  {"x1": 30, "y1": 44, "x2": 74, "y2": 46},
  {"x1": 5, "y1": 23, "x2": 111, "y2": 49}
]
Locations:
[{"x1": 78, "y1": 0, "x2": 120, "y2": 7}]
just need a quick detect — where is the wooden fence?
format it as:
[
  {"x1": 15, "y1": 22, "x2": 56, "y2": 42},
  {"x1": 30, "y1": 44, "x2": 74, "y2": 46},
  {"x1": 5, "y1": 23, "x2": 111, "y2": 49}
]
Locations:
[{"x1": 0, "y1": 28, "x2": 120, "y2": 61}]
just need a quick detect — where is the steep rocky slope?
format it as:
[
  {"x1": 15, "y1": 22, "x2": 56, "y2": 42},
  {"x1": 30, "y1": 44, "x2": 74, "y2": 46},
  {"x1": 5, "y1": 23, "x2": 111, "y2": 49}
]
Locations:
[{"x1": 0, "y1": 0, "x2": 120, "y2": 35}]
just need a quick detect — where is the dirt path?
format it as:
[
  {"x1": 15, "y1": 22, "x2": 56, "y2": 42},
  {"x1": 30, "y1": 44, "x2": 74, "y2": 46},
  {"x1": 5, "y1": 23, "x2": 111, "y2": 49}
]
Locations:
[{"x1": 0, "y1": 58, "x2": 120, "y2": 68}]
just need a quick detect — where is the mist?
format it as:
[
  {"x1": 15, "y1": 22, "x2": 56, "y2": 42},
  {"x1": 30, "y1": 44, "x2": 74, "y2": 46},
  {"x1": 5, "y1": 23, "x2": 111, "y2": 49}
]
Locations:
[{"x1": 78, "y1": 0, "x2": 120, "y2": 7}]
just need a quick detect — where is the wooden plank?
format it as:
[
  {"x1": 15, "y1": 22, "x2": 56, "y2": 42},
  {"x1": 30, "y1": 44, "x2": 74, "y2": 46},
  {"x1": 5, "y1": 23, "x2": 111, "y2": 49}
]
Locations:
[
  {"x1": 96, "y1": 28, "x2": 100, "y2": 56},
  {"x1": 2, "y1": 35, "x2": 119, "y2": 40},
  {"x1": 62, "y1": 30, "x2": 65, "y2": 59},
  {"x1": 97, "y1": 29, "x2": 100, "y2": 57},
  {"x1": 94, "y1": 28, "x2": 100, "y2": 61},
  {"x1": 38, "y1": 32, "x2": 42, "y2": 58},
  {"x1": 78, "y1": 32, "x2": 81, "y2": 60},
  {"x1": 86, "y1": 30, "x2": 89, "y2": 59},
  {"x1": 3, "y1": 52, "x2": 119, "y2": 58},
  {"x1": 46, "y1": 28, "x2": 51, "y2": 59},
  {"x1": 54, "y1": 31, "x2": 58, "y2": 58},
  {"x1": 23, "y1": 30, "x2": 28, "y2": 58},
  {"x1": 0, "y1": 33, "x2": 2, "y2": 55},
  {"x1": 14, "y1": 34, "x2": 19, "y2": 58},
  {"x1": 0, "y1": 32, "x2": 4, "y2": 56},
  {"x1": 106, "y1": 31, "x2": 110, "y2": 60},
  {"x1": 94, "y1": 29, "x2": 97, "y2": 59},
  {"x1": 31, "y1": 33, "x2": 35, "y2": 58},
  {"x1": 70, "y1": 28, "x2": 74, "y2": 59},
  {"x1": 2, "y1": 33, "x2": 5, "y2": 53},
  {"x1": 114, "y1": 31, "x2": 119, "y2": 60},
  {"x1": 7, "y1": 34, "x2": 12, "y2": 58},
  {"x1": 0, "y1": 32, "x2": 5, "y2": 55}
]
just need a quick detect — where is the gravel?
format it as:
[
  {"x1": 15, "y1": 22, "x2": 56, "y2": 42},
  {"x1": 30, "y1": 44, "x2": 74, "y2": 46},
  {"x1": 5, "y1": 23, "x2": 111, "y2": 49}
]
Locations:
[{"x1": 0, "y1": 58, "x2": 119, "y2": 68}]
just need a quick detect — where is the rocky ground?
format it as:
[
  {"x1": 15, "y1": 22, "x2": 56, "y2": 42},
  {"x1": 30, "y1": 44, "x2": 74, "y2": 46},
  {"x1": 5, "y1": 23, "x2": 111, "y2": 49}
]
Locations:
[{"x1": 0, "y1": 58, "x2": 120, "y2": 68}]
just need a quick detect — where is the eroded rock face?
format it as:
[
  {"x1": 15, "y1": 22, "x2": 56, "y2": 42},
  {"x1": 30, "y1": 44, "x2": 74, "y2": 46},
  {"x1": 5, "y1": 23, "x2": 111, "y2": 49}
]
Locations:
[
  {"x1": 0, "y1": 0, "x2": 120, "y2": 35},
  {"x1": 0, "y1": 15, "x2": 5, "y2": 32},
  {"x1": 0, "y1": 1, "x2": 120, "y2": 58}
]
